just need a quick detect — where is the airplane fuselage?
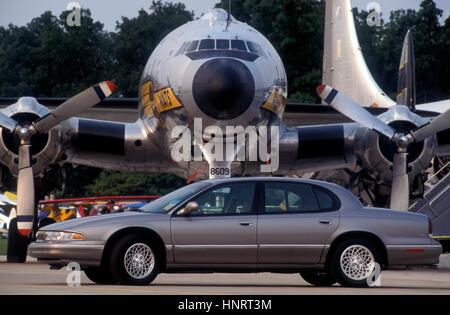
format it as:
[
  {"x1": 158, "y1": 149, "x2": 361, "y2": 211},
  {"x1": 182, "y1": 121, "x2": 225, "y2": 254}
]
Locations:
[{"x1": 138, "y1": 9, "x2": 287, "y2": 154}]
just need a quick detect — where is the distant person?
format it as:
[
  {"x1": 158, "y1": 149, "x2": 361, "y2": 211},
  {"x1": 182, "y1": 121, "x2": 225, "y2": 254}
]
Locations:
[
  {"x1": 434, "y1": 157, "x2": 449, "y2": 180},
  {"x1": 101, "y1": 200, "x2": 115, "y2": 215}
]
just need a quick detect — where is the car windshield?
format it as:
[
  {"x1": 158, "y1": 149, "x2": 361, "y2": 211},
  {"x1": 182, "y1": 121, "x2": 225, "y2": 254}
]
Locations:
[{"x1": 138, "y1": 182, "x2": 211, "y2": 213}]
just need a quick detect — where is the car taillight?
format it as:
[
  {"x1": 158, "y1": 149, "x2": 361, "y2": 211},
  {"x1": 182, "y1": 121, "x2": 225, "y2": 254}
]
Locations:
[{"x1": 428, "y1": 217, "x2": 433, "y2": 236}]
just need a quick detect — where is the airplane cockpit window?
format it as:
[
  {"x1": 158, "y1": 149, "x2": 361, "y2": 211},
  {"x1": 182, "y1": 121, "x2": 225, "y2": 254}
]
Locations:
[
  {"x1": 246, "y1": 41, "x2": 258, "y2": 54},
  {"x1": 246, "y1": 41, "x2": 265, "y2": 56},
  {"x1": 199, "y1": 39, "x2": 215, "y2": 50},
  {"x1": 180, "y1": 39, "x2": 264, "y2": 60},
  {"x1": 231, "y1": 40, "x2": 247, "y2": 51},
  {"x1": 216, "y1": 39, "x2": 230, "y2": 50},
  {"x1": 176, "y1": 42, "x2": 189, "y2": 56},
  {"x1": 187, "y1": 40, "x2": 200, "y2": 52}
]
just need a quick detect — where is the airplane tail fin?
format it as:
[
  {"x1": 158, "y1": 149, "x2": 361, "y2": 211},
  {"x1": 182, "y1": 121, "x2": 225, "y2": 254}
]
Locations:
[{"x1": 322, "y1": 0, "x2": 396, "y2": 108}]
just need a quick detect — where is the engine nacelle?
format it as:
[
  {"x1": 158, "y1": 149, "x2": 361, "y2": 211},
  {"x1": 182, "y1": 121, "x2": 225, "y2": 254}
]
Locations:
[
  {"x1": 355, "y1": 105, "x2": 437, "y2": 184},
  {"x1": 0, "y1": 97, "x2": 65, "y2": 177}
]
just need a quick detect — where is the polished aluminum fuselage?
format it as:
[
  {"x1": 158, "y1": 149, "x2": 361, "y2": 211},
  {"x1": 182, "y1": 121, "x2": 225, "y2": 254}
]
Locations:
[{"x1": 29, "y1": 178, "x2": 441, "y2": 270}]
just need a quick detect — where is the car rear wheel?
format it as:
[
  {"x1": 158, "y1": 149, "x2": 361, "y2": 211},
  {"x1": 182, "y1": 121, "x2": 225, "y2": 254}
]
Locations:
[
  {"x1": 331, "y1": 239, "x2": 381, "y2": 288},
  {"x1": 300, "y1": 270, "x2": 336, "y2": 287},
  {"x1": 109, "y1": 234, "x2": 159, "y2": 285}
]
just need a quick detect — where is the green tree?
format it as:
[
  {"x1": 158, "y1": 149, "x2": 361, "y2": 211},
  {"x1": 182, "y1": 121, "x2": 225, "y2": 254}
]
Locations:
[
  {"x1": 438, "y1": 15, "x2": 450, "y2": 95},
  {"x1": 0, "y1": 13, "x2": 62, "y2": 96},
  {"x1": 54, "y1": 9, "x2": 113, "y2": 96},
  {"x1": 111, "y1": 1, "x2": 194, "y2": 97},
  {"x1": 0, "y1": 9, "x2": 112, "y2": 97},
  {"x1": 353, "y1": 9, "x2": 386, "y2": 96},
  {"x1": 354, "y1": 0, "x2": 448, "y2": 103},
  {"x1": 414, "y1": 0, "x2": 444, "y2": 102},
  {"x1": 57, "y1": 165, "x2": 103, "y2": 198},
  {"x1": 86, "y1": 170, "x2": 185, "y2": 196}
]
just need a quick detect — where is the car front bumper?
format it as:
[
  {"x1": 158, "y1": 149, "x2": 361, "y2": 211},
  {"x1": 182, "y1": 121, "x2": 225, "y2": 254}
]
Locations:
[{"x1": 29, "y1": 241, "x2": 105, "y2": 267}]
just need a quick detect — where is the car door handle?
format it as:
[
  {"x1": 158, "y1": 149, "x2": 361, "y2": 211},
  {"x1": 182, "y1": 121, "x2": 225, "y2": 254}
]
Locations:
[
  {"x1": 239, "y1": 221, "x2": 253, "y2": 227},
  {"x1": 319, "y1": 220, "x2": 333, "y2": 225}
]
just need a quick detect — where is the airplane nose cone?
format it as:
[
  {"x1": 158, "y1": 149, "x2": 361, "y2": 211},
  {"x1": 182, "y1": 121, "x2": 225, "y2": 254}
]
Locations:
[{"x1": 192, "y1": 58, "x2": 255, "y2": 120}]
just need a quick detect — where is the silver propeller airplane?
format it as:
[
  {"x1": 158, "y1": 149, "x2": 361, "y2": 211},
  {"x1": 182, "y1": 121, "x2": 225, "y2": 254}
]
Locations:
[{"x1": 2, "y1": 0, "x2": 449, "y2": 262}]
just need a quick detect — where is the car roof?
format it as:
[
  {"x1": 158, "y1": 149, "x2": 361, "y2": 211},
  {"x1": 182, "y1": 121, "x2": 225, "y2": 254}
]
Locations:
[{"x1": 202, "y1": 177, "x2": 339, "y2": 190}]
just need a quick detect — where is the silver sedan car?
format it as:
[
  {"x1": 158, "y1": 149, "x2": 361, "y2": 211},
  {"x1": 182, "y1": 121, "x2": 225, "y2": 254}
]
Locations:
[{"x1": 29, "y1": 178, "x2": 441, "y2": 287}]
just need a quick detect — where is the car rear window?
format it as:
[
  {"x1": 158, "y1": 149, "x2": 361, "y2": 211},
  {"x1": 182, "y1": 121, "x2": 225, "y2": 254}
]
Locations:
[{"x1": 313, "y1": 187, "x2": 338, "y2": 210}]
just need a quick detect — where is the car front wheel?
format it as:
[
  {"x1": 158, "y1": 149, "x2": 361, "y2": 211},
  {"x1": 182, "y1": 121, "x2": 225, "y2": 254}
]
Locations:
[
  {"x1": 109, "y1": 234, "x2": 159, "y2": 285},
  {"x1": 300, "y1": 270, "x2": 336, "y2": 287},
  {"x1": 84, "y1": 266, "x2": 117, "y2": 285},
  {"x1": 331, "y1": 239, "x2": 381, "y2": 288}
]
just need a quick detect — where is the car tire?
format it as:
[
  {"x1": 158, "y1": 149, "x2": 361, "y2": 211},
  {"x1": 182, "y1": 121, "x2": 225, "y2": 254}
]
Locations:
[
  {"x1": 330, "y1": 239, "x2": 381, "y2": 288},
  {"x1": 84, "y1": 266, "x2": 118, "y2": 285},
  {"x1": 300, "y1": 270, "x2": 336, "y2": 287},
  {"x1": 109, "y1": 234, "x2": 159, "y2": 285}
]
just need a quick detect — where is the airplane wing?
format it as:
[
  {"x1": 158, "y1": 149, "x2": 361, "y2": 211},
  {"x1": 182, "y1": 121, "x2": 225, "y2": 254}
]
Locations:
[
  {"x1": 416, "y1": 100, "x2": 450, "y2": 114},
  {"x1": 0, "y1": 97, "x2": 139, "y2": 111},
  {"x1": 284, "y1": 102, "x2": 440, "y2": 125}
]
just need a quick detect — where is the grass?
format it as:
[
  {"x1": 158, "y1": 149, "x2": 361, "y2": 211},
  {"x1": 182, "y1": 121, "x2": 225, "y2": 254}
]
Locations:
[{"x1": 0, "y1": 236, "x2": 7, "y2": 255}]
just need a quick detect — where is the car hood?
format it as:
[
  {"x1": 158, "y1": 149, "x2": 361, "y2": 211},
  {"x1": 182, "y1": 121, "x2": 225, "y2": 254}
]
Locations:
[{"x1": 38, "y1": 212, "x2": 167, "y2": 232}]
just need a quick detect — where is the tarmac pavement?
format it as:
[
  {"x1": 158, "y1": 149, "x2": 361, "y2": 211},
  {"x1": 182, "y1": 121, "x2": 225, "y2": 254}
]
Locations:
[{"x1": 0, "y1": 254, "x2": 449, "y2": 295}]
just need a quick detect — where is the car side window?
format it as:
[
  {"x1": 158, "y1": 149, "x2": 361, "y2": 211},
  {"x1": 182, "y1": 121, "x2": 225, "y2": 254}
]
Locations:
[
  {"x1": 312, "y1": 187, "x2": 340, "y2": 211},
  {"x1": 189, "y1": 183, "x2": 256, "y2": 216},
  {"x1": 264, "y1": 182, "x2": 321, "y2": 213}
]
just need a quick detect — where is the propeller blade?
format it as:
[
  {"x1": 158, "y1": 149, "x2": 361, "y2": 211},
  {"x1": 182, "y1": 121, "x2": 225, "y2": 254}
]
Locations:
[
  {"x1": 0, "y1": 111, "x2": 18, "y2": 133},
  {"x1": 390, "y1": 152, "x2": 410, "y2": 210},
  {"x1": 317, "y1": 85, "x2": 396, "y2": 139},
  {"x1": 32, "y1": 81, "x2": 115, "y2": 133},
  {"x1": 410, "y1": 109, "x2": 450, "y2": 143},
  {"x1": 16, "y1": 145, "x2": 35, "y2": 236}
]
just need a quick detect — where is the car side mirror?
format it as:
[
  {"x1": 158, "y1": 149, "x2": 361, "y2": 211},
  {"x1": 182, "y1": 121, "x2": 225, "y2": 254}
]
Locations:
[{"x1": 177, "y1": 201, "x2": 200, "y2": 216}]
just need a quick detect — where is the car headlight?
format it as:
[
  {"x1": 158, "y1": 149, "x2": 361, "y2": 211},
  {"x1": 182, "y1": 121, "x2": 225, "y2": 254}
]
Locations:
[{"x1": 36, "y1": 231, "x2": 86, "y2": 242}]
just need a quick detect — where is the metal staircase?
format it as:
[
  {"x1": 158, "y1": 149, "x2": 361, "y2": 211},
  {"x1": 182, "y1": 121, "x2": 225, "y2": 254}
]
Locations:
[{"x1": 409, "y1": 162, "x2": 450, "y2": 252}]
